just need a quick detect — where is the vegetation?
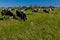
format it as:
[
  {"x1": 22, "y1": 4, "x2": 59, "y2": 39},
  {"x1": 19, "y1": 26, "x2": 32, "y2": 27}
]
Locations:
[{"x1": 0, "y1": 8, "x2": 60, "y2": 40}]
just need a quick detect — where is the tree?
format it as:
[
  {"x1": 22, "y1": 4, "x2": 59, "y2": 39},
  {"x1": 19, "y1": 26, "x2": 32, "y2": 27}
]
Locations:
[
  {"x1": 22, "y1": 6, "x2": 27, "y2": 9},
  {"x1": 33, "y1": 5, "x2": 40, "y2": 9},
  {"x1": 29, "y1": 5, "x2": 32, "y2": 8},
  {"x1": 49, "y1": 5, "x2": 55, "y2": 8}
]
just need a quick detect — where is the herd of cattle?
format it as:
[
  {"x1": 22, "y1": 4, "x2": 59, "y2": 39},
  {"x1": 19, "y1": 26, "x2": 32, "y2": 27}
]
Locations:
[
  {"x1": 1, "y1": 7, "x2": 54, "y2": 21},
  {"x1": 1, "y1": 8, "x2": 27, "y2": 21}
]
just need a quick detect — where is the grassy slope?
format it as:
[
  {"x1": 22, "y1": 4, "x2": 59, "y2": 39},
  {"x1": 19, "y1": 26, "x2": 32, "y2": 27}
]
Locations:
[{"x1": 0, "y1": 8, "x2": 60, "y2": 40}]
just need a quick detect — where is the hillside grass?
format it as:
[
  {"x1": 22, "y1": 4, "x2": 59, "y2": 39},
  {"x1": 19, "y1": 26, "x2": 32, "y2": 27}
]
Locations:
[{"x1": 0, "y1": 8, "x2": 60, "y2": 40}]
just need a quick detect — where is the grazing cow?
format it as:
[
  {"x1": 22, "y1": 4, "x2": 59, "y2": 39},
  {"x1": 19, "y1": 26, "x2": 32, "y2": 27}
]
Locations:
[
  {"x1": 16, "y1": 10, "x2": 27, "y2": 21},
  {"x1": 24, "y1": 8, "x2": 29, "y2": 11},
  {"x1": 12, "y1": 8, "x2": 14, "y2": 10},
  {"x1": 1, "y1": 8, "x2": 15, "y2": 19},
  {"x1": 32, "y1": 9, "x2": 38, "y2": 13},
  {"x1": 49, "y1": 8, "x2": 54, "y2": 11},
  {"x1": 24, "y1": 8, "x2": 31, "y2": 11},
  {"x1": 43, "y1": 9, "x2": 49, "y2": 13}
]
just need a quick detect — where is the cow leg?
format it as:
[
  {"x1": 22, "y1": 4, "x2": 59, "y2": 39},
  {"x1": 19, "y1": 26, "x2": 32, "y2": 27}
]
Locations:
[
  {"x1": 13, "y1": 15, "x2": 17, "y2": 19},
  {"x1": 9, "y1": 16, "x2": 13, "y2": 19},
  {"x1": 2, "y1": 15, "x2": 5, "y2": 20},
  {"x1": 23, "y1": 17, "x2": 27, "y2": 21}
]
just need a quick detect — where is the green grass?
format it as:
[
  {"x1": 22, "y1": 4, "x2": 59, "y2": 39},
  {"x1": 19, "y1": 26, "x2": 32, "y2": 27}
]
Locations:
[{"x1": 0, "y1": 8, "x2": 60, "y2": 40}]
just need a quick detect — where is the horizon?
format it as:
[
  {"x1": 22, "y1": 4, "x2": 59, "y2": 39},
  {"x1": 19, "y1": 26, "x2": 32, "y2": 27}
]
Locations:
[{"x1": 0, "y1": 0, "x2": 60, "y2": 7}]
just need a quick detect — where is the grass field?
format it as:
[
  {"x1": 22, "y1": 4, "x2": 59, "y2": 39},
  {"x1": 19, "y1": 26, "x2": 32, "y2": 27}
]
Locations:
[{"x1": 0, "y1": 8, "x2": 60, "y2": 40}]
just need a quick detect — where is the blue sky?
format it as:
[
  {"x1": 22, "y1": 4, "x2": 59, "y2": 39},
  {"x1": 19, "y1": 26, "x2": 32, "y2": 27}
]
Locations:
[{"x1": 0, "y1": 0, "x2": 60, "y2": 7}]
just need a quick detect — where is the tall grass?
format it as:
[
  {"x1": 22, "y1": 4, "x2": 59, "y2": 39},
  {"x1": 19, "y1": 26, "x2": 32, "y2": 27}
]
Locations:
[{"x1": 0, "y1": 8, "x2": 60, "y2": 40}]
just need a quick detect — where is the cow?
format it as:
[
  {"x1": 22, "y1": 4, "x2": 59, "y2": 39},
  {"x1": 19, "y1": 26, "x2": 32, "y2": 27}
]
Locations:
[
  {"x1": 32, "y1": 9, "x2": 38, "y2": 13},
  {"x1": 24, "y1": 7, "x2": 31, "y2": 11},
  {"x1": 1, "y1": 8, "x2": 15, "y2": 20},
  {"x1": 43, "y1": 9, "x2": 49, "y2": 13},
  {"x1": 12, "y1": 8, "x2": 14, "y2": 10},
  {"x1": 16, "y1": 10, "x2": 27, "y2": 21},
  {"x1": 49, "y1": 7, "x2": 54, "y2": 11}
]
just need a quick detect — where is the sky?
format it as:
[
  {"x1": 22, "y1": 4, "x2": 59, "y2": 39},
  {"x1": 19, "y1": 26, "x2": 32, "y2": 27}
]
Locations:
[{"x1": 0, "y1": 0, "x2": 60, "y2": 7}]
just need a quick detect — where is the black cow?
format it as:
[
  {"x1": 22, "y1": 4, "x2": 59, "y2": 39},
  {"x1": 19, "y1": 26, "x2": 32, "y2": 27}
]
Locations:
[
  {"x1": 24, "y1": 8, "x2": 31, "y2": 11},
  {"x1": 16, "y1": 10, "x2": 27, "y2": 21},
  {"x1": 1, "y1": 9, "x2": 15, "y2": 19},
  {"x1": 43, "y1": 9, "x2": 49, "y2": 13},
  {"x1": 12, "y1": 8, "x2": 14, "y2": 11}
]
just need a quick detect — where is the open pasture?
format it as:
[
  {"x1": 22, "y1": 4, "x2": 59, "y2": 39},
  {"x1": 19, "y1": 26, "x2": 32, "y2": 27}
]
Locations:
[{"x1": 0, "y1": 8, "x2": 60, "y2": 40}]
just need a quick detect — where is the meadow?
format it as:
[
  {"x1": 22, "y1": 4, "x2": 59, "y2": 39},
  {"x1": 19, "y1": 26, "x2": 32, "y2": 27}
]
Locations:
[{"x1": 0, "y1": 8, "x2": 60, "y2": 40}]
